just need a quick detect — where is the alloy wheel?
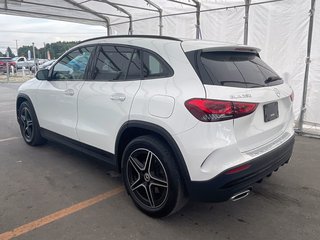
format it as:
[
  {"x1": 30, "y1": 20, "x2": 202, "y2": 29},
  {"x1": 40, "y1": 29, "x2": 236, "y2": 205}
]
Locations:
[
  {"x1": 126, "y1": 148, "x2": 169, "y2": 209},
  {"x1": 20, "y1": 107, "x2": 33, "y2": 142}
]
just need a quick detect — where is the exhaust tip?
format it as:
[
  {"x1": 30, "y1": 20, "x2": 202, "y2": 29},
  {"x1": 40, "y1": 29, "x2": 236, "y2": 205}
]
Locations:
[{"x1": 230, "y1": 188, "x2": 252, "y2": 202}]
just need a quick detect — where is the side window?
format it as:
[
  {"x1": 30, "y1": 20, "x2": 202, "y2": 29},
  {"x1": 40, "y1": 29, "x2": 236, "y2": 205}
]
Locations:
[
  {"x1": 51, "y1": 46, "x2": 94, "y2": 81},
  {"x1": 142, "y1": 51, "x2": 171, "y2": 79},
  {"x1": 126, "y1": 50, "x2": 141, "y2": 80},
  {"x1": 93, "y1": 46, "x2": 133, "y2": 81}
]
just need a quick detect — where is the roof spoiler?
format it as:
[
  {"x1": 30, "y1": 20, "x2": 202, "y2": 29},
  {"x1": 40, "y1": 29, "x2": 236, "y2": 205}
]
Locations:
[{"x1": 202, "y1": 46, "x2": 261, "y2": 53}]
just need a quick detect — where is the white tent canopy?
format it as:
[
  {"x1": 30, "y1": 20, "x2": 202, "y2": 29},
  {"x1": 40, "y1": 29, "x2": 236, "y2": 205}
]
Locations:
[{"x1": 0, "y1": 0, "x2": 319, "y2": 136}]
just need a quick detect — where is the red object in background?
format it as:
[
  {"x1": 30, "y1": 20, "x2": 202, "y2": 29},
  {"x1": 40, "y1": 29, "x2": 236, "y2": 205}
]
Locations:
[{"x1": 0, "y1": 58, "x2": 16, "y2": 72}]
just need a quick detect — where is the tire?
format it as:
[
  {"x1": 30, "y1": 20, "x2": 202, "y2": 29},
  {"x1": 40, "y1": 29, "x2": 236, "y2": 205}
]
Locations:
[
  {"x1": 18, "y1": 101, "x2": 46, "y2": 146},
  {"x1": 122, "y1": 135, "x2": 187, "y2": 218}
]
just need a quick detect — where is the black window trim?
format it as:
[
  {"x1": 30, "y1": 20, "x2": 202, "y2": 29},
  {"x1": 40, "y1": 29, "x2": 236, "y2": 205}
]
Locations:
[
  {"x1": 126, "y1": 49, "x2": 143, "y2": 80},
  {"x1": 86, "y1": 43, "x2": 174, "y2": 82}
]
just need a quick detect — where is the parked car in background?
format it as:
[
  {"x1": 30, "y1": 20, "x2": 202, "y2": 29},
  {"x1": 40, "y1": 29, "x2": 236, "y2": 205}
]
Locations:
[
  {"x1": 31, "y1": 60, "x2": 56, "y2": 73},
  {"x1": 0, "y1": 57, "x2": 16, "y2": 73},
  {"x1": 12, "y1": 56, "x2": 35, "y2": 70}
]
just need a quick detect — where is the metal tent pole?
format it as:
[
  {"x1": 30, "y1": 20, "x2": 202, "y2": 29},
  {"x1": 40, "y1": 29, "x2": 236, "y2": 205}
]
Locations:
[
  {"x1": 144, "y1": 0, "x2": 163, "y2": 36},
  {"x1": 6, "y1": 49, "x2": 9, "y2": 83},
  {"x1": 159, "y1": 9, "x2": 163, "y2": 36},
  {"x1": 298, "y1": 0, "x2": 316, "y2": 132},
  {"x1": 64, "y1": 0, "x2": 111, "y2": 32},
  {"x1": 168, "y1": 0, "x2": 200, "y2": 39},
  {"x1": 193, "y1": 0, "x2": 201, "y2": 39},
  {"x1": 32, "y1": 42, "x2": 37, "y2": 73},
  {"x1": 95, "y1": 0, "x2": 133, "y2": 35},
  {"x1": 244, "y1": 0, "x2": 251, "y2": 45}
]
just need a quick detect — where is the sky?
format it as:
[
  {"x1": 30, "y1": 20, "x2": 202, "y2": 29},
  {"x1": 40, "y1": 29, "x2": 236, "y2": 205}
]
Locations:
[{"x1": 0, "y1": 14, "x2": 108, "y2": 55}]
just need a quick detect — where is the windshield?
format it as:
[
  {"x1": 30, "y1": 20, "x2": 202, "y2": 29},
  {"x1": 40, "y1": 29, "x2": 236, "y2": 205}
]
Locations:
[{"x1": 200, "y1": 52, "x2": 283, "y2": 88}]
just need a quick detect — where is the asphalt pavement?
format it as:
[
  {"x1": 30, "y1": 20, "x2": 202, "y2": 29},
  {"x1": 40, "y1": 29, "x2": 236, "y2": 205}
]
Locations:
[{"x1": 0, "y1": 83, "x2": 319, "y2": 240}]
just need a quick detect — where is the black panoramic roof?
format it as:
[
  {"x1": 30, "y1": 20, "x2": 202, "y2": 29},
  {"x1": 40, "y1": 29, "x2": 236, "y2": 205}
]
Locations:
[{"x1": 79, "y1": 35, "x2": 182, "y2": 45}]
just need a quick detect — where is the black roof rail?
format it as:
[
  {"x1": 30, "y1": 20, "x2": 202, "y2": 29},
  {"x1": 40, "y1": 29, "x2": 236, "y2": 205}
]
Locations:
[{"x1": 78, "y1": 35, "x2": 182, "y2": 45}]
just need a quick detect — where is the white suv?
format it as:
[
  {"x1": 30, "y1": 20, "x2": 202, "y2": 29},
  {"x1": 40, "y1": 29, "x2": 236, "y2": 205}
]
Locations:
[{"x1": 16, "y1": 36, "x2": 295, "y2": 217}]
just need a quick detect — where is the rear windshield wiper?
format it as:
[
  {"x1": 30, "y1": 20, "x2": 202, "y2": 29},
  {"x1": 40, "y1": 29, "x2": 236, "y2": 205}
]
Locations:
[{"x1": 265, "y1": 76, "x2": 282, "y2": 84}]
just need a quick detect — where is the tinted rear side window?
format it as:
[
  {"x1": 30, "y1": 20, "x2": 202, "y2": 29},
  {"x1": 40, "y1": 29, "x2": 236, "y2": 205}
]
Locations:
[
  {"x1": 142, "y1": 51, "x2": 172, "y2": 79},
  {"x1": 200, "y1": 52, "x2": 283, "y2": 88},
  {"x1": 93, "y1": 46, "x2": 133, "y2": 81},
  {"x1": 126, "y1": 50, "x2": 141, "y2": 80}
]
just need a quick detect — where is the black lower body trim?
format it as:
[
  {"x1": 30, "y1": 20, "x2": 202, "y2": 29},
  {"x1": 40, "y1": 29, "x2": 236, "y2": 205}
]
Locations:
[
  {"x1": 40, "y1": 128, "x2": 116, "y2": 167},
  {"x1": 188, "y1": 135, "x2": 295, "y2": 202}
]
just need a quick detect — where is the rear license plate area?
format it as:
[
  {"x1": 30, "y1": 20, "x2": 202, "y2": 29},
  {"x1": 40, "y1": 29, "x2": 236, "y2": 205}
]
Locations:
[{"x1": 263, "y1": 102, "x2": 279, "y2": 122}]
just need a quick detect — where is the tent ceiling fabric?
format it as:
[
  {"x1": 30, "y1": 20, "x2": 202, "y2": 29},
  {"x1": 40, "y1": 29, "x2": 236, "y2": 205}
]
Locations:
[
  {"x1": 0, "y1": 0, "x2": 247, "y2": 28},
  {"x1": 0, "y1": 0, "x2": 320, "y2": 133},
  {"x1": 0, "y1": 0, "x2": 109, "y2": 26}
]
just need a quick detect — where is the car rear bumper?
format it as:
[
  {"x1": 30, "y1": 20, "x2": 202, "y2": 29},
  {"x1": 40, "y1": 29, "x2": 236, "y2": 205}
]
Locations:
[{"x1": 187, "y1": 135, "x2": 295, "y2": 202}]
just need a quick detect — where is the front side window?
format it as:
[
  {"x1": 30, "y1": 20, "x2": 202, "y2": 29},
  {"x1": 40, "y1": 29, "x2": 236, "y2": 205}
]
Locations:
[
  {"x1": 51, "y1": 46, "x2": 94, "y2": 80},
  {"x1": 93, "y1": 46, "x2": 134, "y2": 81}
]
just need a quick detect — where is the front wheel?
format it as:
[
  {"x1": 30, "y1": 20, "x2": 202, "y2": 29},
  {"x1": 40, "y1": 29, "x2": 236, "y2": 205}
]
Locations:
[
  {"x1": 18, "y1": 101, "x2": 46, "y2": 146},
  {"x1": 122, "y1": 135, "x2": 187, "y2": 218}
]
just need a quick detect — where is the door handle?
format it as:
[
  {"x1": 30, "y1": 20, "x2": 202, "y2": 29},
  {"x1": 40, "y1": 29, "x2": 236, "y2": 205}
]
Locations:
[
  {"x1": 64, "y1": 89, "x2": 74, "y2": 96},
  {"x1": 110, "y1": 93, "x2": 126, "y2": 102}
]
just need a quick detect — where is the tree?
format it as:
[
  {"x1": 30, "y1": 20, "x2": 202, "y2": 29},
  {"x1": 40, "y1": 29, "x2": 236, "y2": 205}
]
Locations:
[
  {"x1": 17, "y1": 41, "x2": 79, "y2": 59},
  {"x1": 18, "y1": 45, "x2": 34, "y2": 58},
  {"x1": 6, "y1": 47, "x2": 15, "y2": 58},
  {"x1": 0, "y1": 51, "x2": 4, "y2": 57}
]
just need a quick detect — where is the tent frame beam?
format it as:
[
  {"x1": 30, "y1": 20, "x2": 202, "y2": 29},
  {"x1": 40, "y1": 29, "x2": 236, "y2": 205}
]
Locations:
[
  {"x1": 244, "y1": 0, "x2": 251, "y2": 45},
  {"x1": 0, "y1": 7, "x2": 107, "y2": 25},
  {"x1": 7, "y1": 0, "x2": 127, "y2": 19},
  {"x1": 298, "y1": 0, "x2": 317, "y2": 133},
  {"x1": 64, "y1": 0, "x2": 111, "y2": 35},
  {"x1": 108, "y1": 2, "x2": 158, "y2": 12},
  {"x1": 144, "y1": 0, "x2": 163, "y2": 36},
  {"x1": 93, "y1": 0, "x2": 133, "y2": 35}
]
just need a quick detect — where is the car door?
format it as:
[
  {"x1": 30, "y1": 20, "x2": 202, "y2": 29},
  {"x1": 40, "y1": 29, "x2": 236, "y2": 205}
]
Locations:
[
  {"x1": 35, "y1": 46, "x2": 95, "y2": 140},
  {"x1": 76, "y1": 45, "x2": 141, "y2": 153}
]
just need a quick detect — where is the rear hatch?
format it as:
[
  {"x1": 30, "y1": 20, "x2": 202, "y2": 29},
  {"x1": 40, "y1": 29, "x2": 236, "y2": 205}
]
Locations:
[{"x1": 184, "y1": 45, "x2": 293, "y2": 152}]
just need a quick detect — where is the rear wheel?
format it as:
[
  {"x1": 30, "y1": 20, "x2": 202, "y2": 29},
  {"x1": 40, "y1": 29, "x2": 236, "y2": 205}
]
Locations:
[
  {"x1": 122, "y1": 135, "x2": 187, "y2": 218},
  {"x1": 18, "y1": 101, "x2": 46, "y2": 146}
]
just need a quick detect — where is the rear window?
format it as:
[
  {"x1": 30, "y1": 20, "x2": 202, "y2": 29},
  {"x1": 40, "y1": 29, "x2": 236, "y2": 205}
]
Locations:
[{"x1": 193, "y1": 51, "x2": 283, "y2": 88}]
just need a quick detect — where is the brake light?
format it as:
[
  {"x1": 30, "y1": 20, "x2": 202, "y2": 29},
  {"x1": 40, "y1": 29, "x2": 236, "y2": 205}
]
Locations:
[
  {"x1": 185, "y1": 99, "x2": 257, "y2": 122},
  {"x1": 290, "y1": 91, "x2": 294, "y2": 102}
]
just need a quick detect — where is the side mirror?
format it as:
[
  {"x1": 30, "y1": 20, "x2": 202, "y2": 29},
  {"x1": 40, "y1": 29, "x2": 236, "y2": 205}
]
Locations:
[{"x1": 36, "y1": 69, "x2": 49, "y2": 80}]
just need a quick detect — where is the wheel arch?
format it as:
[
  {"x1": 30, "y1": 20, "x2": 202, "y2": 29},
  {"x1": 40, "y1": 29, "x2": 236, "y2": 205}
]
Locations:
[
  {"x1": 16, "y1": 93, "x2": 34, "y2": 121},
  {"x1": 115, "y1": 120, "x2": 191, "y2": 191}
]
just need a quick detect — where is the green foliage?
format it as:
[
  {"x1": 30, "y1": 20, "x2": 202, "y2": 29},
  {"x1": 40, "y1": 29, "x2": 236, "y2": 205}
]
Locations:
[
  {"x1": 18, "y1": 45, "x2": 33, "y2": 58},
  {"x1": 17, "y1": 41, "x2": 79, "y2": 59},
  {"x1": 6, "y1": 47, "x2": 16, "y2": 57}
]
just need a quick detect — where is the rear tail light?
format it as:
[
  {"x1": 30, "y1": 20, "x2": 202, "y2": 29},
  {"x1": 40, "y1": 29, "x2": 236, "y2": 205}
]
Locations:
[
  {"x1": 290, "y1": 91, "x2": 294, "y2": 102},
  {"x1": 185, "y1": 99, "x2": 257, "y2": 122}
]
